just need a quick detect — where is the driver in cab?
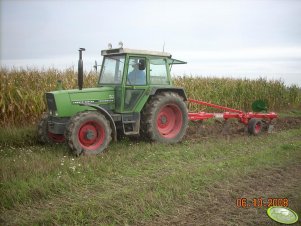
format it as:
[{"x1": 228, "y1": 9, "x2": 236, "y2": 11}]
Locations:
[{"x1": 127, "y1": 59, "x2": 146, "y2": 85}]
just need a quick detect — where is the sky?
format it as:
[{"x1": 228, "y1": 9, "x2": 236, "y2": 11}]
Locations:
[{"x1": 1, "y1": 0, "x2": 301, "y2": 86}]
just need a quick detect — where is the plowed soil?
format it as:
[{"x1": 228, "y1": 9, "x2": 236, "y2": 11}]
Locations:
[{"x1": 186, "y1": 117, "x2": 301, "y2": 141}]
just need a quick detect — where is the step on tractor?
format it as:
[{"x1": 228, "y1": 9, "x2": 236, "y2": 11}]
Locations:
[{"x1": 38, "y1": 45, "x2": 278, "y2": 156}]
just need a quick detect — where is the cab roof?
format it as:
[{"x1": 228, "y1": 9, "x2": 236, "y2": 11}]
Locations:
[
  {"x1": 101, "y1": 48, "x2": 171, "y2": 57},
  {"x1": 101, "y1": 48, "x2": 186, "y2": 64}
]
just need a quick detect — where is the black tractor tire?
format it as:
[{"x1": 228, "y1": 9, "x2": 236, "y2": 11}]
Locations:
[
  {"x1": 65, "y1": 111, "x2": 112, "y2": 156},
  {"x1": 37, "y1": 112, "x2": 65, "y2": 144},
  {"x1": 141, "y1": 92, "x2": 188, "y2": 143},
  {"x1": 248, "y1": 118, "x2": 263, "y2": 135}
]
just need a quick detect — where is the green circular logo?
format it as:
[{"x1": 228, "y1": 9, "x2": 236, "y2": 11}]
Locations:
[{"x1": 267, "y1": 207, "x2": 299, "y2": 224}]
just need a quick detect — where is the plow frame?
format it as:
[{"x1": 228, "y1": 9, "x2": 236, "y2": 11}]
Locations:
[{"x1": 187, "y1": 98, "x2": 278, "y2": 125}]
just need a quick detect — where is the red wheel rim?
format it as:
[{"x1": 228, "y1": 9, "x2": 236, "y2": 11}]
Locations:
[
  {"x1": 157, "y1": 104, "x2": 183, "y2": 138},
  {"x1": 255, "y1": 122, "x2": 261, "y2": 133},
  {"x1": 48, "y1": 132, "x2": 65, "y2": 143},
  {"x1": 78, "y1": 121, "x2": 105, "y2": 151}
]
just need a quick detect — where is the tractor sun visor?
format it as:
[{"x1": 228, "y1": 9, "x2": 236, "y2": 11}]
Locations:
[
  {"x1": 167, "y1": 58, "x2": 187, "y2": 65},
  {"x1": 167, "y1": 58, "x2": 187, "y2": 72}
]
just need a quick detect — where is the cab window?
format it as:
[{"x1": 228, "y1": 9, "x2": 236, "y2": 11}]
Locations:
[
  {"x1": 99, "y1": 55, "x2": 125, "y2": 84},
  {"x1": 150, "y1": 58, "x2": 169, "y2": 85}
]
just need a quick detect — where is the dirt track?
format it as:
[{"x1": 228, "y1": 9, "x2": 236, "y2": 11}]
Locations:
[
  {"x1": 143, "y1": 116, "x2": 301, "y2": 226},
  {"x1": 148, "y1": 164, "x2": 301, "y2": 226},
  {"x1": 185, "y1": 116, "x2": 301, "y2": 140}
]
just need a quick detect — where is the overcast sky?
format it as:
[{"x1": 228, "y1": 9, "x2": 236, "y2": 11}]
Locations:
[{"x1": 1, "y1": 0, "x2": 301, "y2": 86}]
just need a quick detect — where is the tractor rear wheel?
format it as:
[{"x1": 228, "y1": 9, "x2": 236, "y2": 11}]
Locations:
[
  {"x1": 37, "y1": 112, "x2": 65, "y2": 144},
  {"x1": 65, "y1": 111, "x2": 112, "y2": 156},
  {"x1": 248, "y1": 118, "x2": 262, "y2": 135},
  {"x1": 141, "y1": 92, "x2": 188, "y2": 143}
]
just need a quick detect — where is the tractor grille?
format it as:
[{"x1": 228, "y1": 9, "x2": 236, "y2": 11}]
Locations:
[{"x1": 46, "y1": 93, "x2": 57, "y2": 111}]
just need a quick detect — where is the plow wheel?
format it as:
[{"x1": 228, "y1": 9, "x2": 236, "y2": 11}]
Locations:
[
  {"x1": 248, "y1": 118, "x2": 263, "y2": 135},
  {"x1": 37, "y1": 112, "x2": 65, "y2": 144},
  {"x1": 141, "y1": 92, "x2": 188, "y2": 143},
  {"x1": 65, "y1": 111, "x2": 112, "y2": 156}
]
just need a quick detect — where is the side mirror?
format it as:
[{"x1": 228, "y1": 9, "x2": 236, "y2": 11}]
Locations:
[{"x1": 138, "y1": 59, "x2": 145, "y2": 70}]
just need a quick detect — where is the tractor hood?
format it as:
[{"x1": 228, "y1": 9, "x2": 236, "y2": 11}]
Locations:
[{"x1": 46, "y1": 87, "x2": 115, "y2": 117}]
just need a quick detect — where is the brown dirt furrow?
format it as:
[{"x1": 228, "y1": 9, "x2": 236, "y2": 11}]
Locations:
[
  {"x1": 185, "y1": 116, "x2": 301, "y2": 141},
  {"x1": 141, "y1": 164, "x2": 301, "y2": 226}
]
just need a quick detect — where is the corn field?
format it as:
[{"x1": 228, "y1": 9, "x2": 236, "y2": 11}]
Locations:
[
  {"x1": 175, "y1": 76, "x2": 301, "y2": 112},
  {"x1": 0, "y1": 67, "x2": 300, "y2": 127}
]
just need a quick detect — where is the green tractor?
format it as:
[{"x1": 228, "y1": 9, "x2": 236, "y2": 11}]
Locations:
[{"x1": 38, "y1": 46, "x2": 189, "y2": 155}]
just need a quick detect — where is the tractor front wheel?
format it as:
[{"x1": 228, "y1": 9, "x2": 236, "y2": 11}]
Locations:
[
  {"x1": 141, "y1": 92, "x2": 188, "y2": 143},
  {"x1": 37, "y1": 113, "x2": 65, "y2": 144},
  {"x1": 65, "y1": 111, "x2": 112, "y2": 156}
]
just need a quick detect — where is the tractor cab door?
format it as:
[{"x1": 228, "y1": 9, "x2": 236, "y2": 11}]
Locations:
[{"x1": 123, "y1": 56, "x2": 148, "y2": 112}]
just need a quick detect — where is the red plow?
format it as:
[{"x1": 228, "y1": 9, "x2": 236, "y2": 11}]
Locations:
[{"x1": 187, "y1": 99, "x2": 278, "y2": 135}]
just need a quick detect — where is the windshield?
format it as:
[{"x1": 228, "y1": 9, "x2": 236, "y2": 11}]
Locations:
[{"x1": 99, "y1": 55, "x2": 125, "y2": 85}]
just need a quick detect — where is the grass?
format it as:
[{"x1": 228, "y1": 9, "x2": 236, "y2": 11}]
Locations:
[
  {"x1": 1, "y1": 126, "x2": 301, "y2": 225},
  {"x1": 0, "y1": 126, "x2": 38, "y2": 147},
  {"x1": 278, "y1": 108, "x2": 301, "y2": 118}
]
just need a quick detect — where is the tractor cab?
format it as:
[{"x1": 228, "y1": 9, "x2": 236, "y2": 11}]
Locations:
[{"x1": 98, "y1": 48, "x2": 186, "y2": 113}]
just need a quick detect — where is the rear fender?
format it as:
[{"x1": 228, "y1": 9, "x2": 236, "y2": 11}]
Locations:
[{"x1": 149, "y1": 87, "x2": 187, "y2": 101}]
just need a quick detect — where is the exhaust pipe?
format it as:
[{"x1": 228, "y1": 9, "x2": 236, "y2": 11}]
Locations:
[{"x1": 78, "y1": 48, "x2": 85, "y2": 90}]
